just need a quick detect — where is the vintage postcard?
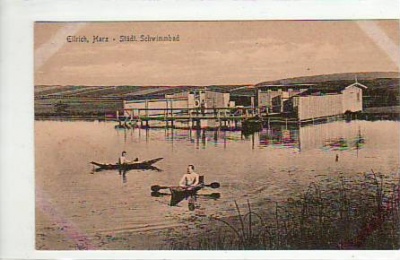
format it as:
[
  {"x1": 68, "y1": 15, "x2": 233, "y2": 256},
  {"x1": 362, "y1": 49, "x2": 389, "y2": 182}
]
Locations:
[{"x1": 33, "y1": 20, "x2": 400, "y2": 252}]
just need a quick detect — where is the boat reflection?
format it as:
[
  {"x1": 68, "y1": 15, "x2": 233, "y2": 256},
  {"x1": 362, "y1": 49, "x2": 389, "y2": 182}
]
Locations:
[
  {"x1": 118, "y1": 166, "x2": 162, "y2": 184},
  {"x1": 93, "y1": 165, "x2": 162, "y2": 173},
  {"x1": 151, "y1": 191, "x2": 221, "y2": 200}
]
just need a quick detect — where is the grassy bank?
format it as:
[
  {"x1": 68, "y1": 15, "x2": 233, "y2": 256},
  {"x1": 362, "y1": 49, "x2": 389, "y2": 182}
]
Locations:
[
  {"x1": 360, "y1": 106, "x2": 400, "y2": 121},
  {"x1": 168, "y1": 171, "x2": 400, "y2": 250}
]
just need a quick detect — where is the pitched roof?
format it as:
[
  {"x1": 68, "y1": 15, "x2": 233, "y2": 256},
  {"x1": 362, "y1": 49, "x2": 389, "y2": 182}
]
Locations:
[{"x1": 345, "y1": 82, "x2": 368, "y2": 89}]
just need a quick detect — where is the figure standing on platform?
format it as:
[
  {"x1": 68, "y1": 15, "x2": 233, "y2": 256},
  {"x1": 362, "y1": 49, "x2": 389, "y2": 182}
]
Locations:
[{"x1": 200, "y1": 100, "x2": 206, "y2": 116}]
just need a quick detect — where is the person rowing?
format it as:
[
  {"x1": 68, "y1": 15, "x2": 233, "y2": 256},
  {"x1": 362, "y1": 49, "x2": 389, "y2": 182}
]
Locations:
[
  {"x1": 150, "y1": 166, "x2": 219, "y2": 210},
  {"x1": 118, "y1": 151, "x2": 138, "y2": 175},
  {"x1": 178, "y1": 164, "x2": 201, "y2": 210},
  {"x1": 179, "y1": 164, "x2": 200, "y2": 190}
]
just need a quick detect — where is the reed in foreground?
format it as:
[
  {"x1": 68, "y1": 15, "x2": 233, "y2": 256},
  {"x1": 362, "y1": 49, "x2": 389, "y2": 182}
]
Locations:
[{"x1": 168, "y1": 171, "x2": 400, "y2": 250}]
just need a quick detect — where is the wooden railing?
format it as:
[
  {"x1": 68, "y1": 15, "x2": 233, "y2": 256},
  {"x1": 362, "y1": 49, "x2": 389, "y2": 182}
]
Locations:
[{"x1": 123, "y1": 107, "x2": 259, "y2": 121}]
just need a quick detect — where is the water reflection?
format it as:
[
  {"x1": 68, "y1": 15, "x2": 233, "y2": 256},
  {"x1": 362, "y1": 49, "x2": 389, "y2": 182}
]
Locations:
[
  {"x1": 92, "y1": 164, "x2": 162, "y2": 173},
  {"x1": 298, "y1": 123, "x2": 365, "y2": 152},
  {"x1": 119, "y1": 167, "x2": 163, "y2": 184},
  {"x1": 161, "y1": 128, "x2": 231, "y2": 149},
  {"x1": 121, "y1": 120, "x2": 366, "y2": 153},
  {"x1": 151, "y1": 191, "x2": 221, "y2": 200},
  {"x1": 122, "y1": 172, "x2": 127, "y2": 183},
  {"x1": 258, "y1": 123, "x2": 365, "y2": 152},
  {"x1": 258, "y1": 126, "x2": 299, "y2": 150}
]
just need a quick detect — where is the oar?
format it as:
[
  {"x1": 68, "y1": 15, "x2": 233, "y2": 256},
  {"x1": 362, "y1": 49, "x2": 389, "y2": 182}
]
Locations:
[
  {"x1": 202, "y1": 192, "x2": 221, "y2": 199},
  {"x1": 207, "y1": 182, "x2": 220, "y2": 189},
  {"x1": 151, "y1": 185, "x2": 170, "y2": 192},
  {"x1": 150, "y1": 182, "x2": 220, "y2": 192}
]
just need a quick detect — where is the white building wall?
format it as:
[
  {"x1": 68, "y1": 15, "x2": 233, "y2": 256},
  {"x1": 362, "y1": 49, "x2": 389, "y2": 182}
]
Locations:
[
  {"x1": 124, "y1": 98, "x2": 189, "y2": 117},
  {"x1": 187, "y1": 93, "x2": 196, "y2": 108},
  {"x1": 124, "y1": 100, "x2": 166, "y2": 116},
  {"x1": 123, "y1": 90, "x2": 230, "y2": 117},
  {"x1": 258, "y1": 91, "x2": 281, "y2": 107},
  {"x1": 223, "y1": 93, "x2": 230, "y2": 107},
  {"x1": 258, "y1": 89, "x2": 308, "y2": 109},
  {"x1": 124, "y1": 100, "x2": 145, "y2": 111},
  {"x1": 167, "y1": 99, "x2": 188, "y2": 109},
  {"x1": 296, "y1": 94, "x2": 343, "y2": 121},
  {"x1": 205, "y1": 91, "x2": 229, "y2": 108},
  {"x1": 341, "y1": 85, "x2": 363, "y2": 112},
  {"x1": 258, "y1": 91, "x2": 269, "y2": 107}
]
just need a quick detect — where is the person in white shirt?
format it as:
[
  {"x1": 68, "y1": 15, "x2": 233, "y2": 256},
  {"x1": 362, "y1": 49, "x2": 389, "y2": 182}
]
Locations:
[
  {"x1": 119, "y1": 151, "x2": 128, "y2": 163},
  {"x1": 179, "y1": 165, "x2": 200, "y2": 189},
  {"x1": 119, "y1": 151, "x2": 130, "y2": 175}
]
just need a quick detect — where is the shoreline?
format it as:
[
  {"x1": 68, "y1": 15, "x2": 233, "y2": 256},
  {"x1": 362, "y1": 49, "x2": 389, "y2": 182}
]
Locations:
[{"x1": 34, "y1": 105, "x2": 400, "y2": 122}]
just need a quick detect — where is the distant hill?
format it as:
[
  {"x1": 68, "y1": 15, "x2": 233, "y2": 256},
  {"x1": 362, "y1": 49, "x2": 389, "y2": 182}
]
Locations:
[
  {"x1": 34, "y1": 71, "x2": 399, "y2": 118},
  {"x1": 256, "y1": 72, "x2": 399, "y2": 86},
  {"x1": 254, "y1": 72, "x2": 400, "y2": 108}
]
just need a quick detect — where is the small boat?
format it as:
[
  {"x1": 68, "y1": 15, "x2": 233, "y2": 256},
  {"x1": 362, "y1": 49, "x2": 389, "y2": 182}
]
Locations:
[
  {"x1": 90, "y1": 157, "x2": 163, "y2": 171},
  {"x1": 150, "y1": 176, "x2": 220, "y2": 210},
  {"x1": 169, "y1": 186, "x2": 203, "y2": 207}
]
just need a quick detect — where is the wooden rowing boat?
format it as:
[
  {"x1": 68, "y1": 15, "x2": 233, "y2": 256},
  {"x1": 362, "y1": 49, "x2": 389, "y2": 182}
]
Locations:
[
  {"x1": 90, "y1": 157, "x2": 163, "y2": 171},
  {"x1": 169, "y1": 186, "x2": 203, "y2": 207},
  {"x1": 150, "y1": 176, "x2": 220, "y2": 210}
]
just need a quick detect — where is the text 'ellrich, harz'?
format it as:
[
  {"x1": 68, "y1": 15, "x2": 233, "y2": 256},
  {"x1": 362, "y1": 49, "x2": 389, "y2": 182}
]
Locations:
[{"x1": 66, "y1": 35, "x2": 109, "y2": 43}]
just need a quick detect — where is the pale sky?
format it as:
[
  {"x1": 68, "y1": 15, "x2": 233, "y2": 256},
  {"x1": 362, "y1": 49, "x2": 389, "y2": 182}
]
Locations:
[{"x1": 34, "y1": 20, "x2": 399, "y2": 86}]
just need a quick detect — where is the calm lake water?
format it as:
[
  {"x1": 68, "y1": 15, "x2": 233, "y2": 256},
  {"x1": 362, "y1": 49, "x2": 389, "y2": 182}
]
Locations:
[{"x1": 35, "y1": 120, "x2": 400, "y2": 248}]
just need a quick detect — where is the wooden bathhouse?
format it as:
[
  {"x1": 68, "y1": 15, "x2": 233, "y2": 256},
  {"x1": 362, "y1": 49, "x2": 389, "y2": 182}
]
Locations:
[
  {"x1": 257, "y1": 81, "x2": 367, "y2": 121},
  {"x1": 257, "y1": 84, "x2": 313, "y2": 113},
  {"x1": 123, "y1": 88, "x2": 232, "y2": 119}
]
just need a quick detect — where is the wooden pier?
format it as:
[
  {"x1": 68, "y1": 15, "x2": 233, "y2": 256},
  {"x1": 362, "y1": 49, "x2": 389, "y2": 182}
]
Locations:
[
  {"x1": 117, "y1": 107, "x2": 348, "y2": 130},
  {"x1": 122, "y1": 107, "x2": 260, "y2": 129}
]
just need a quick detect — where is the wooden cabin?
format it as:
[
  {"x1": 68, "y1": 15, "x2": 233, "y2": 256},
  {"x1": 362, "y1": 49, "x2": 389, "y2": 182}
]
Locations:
[
  {"x1": 291, "y1": 82, "x2": 367, "y2": 121},
  {"x1": 256, "y1": 81, "x2": 367, "y2": 121},
  {"x1": 123, "y1": 89, "x2": 231, "y2": 118},
  {"x1": 257, "y1": 85, "x2": 311, "y2": 113}
]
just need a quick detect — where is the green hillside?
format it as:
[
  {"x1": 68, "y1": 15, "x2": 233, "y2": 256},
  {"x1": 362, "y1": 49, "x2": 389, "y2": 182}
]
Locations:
[
  {"x1": 34, "y1": 72, "x2": 399, "y2": 119},
  {"x1": 257, "y1": 71, "x2": 399, "y2": 85}
]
